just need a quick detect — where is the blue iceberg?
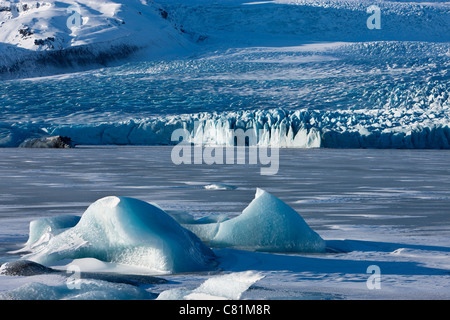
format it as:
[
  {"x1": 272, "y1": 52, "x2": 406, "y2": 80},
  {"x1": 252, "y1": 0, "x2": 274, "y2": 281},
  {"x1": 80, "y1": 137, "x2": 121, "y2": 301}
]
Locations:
[
  {"x1": 184, "y1": 188, "x2": 326, "y2": 253},
  {"x1": 21, "y1": 189, "x2": 325, "y2": 276},
  {"x1": 23, "y1": 196, "x2": 216, "y2": 274}
]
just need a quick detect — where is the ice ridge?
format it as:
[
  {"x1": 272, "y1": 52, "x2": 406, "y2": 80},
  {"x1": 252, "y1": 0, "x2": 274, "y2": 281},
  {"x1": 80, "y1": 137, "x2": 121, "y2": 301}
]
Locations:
[{"x1": 2, "y1": 107, "x2": 448, "y2": 148}]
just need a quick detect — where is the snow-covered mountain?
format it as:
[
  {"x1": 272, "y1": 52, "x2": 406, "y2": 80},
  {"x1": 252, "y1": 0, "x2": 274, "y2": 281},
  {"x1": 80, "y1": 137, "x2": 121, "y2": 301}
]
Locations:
[
  {"x1": 0, "y1": 0, "x2": 194, "y2": 79},
  {"x1": 1, "y1": 0, "x2": 449, "y2": 79}
]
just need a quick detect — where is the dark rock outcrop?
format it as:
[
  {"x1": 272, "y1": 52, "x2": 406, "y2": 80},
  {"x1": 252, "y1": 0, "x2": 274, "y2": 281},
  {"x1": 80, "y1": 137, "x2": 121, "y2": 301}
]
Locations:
[
  {"x1": 0, "y1": 260, "x2": 56, "y2": 276},
  {"x1": 19, "y1": 136, "x2": 75, "y2": 148}
]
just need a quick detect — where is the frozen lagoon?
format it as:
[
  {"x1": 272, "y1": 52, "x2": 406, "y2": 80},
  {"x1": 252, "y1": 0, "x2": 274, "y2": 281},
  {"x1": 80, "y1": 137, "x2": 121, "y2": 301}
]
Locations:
[{"x1": 0, "y1": 146, "x2": 449, "y2": 300}]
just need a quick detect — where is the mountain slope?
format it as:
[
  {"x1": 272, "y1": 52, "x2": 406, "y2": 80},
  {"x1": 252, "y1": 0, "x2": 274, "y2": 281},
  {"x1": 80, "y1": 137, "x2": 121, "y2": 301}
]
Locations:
[
  {"x1": 0, "y1": 0, "x2": 193, "y2": 79},
  {"x1": 1, "y1": 0, "x2": 449, "y2": 79}
]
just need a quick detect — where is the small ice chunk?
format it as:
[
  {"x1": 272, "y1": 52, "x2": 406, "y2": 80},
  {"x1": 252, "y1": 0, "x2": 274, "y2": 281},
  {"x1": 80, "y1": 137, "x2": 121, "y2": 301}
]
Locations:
[{"x1": 204, "y1": 183, "x2": 237, "y2": 190}]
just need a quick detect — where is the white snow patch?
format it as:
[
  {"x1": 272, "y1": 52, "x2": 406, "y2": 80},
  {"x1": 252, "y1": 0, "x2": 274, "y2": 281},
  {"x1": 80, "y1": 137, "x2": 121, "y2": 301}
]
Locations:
[{"x1": 157, "y1": 271, "x2": 264, "y2": 300}]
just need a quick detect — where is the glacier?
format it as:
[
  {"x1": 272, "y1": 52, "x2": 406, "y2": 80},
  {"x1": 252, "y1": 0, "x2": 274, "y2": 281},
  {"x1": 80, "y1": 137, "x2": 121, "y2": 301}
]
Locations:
[
  {"x1": 1, "y1": 40, "x2": 448, "y2": 149},
  {"x1": 4, "y1": 106, "x2": 447, "y2": 149},
  {"x1": 21, "y1": 196, "x2": 217, "y2": 274},
  {"x1": 1, "y1": 0, "x2": 449, "y2": 80},
  {"x1": 0, "y1": 1, "x2": 449, "y2": 149}
]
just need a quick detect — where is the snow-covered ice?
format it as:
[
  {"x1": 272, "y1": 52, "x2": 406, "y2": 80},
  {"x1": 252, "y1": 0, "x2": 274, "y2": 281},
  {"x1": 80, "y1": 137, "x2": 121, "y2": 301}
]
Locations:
[{"x1": 157, "y1": 271, "x2": 265, "y2": 300}]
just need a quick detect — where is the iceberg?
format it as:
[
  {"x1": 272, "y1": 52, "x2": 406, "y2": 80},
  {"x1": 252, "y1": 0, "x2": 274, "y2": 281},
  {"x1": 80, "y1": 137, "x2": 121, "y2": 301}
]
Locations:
[
  {"x1": 22, "y1": 196, "x2": 216, "y2": 274},
  {"x1": 184, "y1": 188, "x2": 326, "y2": 253}
]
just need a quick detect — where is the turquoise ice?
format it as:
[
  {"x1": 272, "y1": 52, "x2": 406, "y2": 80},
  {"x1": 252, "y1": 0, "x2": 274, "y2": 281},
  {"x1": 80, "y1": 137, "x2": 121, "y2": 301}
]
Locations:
[{"x1": 23, "y1": 196, "x2": 216, "y2": 274}]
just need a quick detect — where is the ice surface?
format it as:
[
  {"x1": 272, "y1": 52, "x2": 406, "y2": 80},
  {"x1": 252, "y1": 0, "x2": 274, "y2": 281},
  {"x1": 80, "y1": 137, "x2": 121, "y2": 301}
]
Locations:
[
  {"x1": 55, "y1": 258, "x2": 171, "y2": 276},
  {"x1": 1, "y1": 147, "x2": 450, "y2": 300},
  {"x1": 0, "y1": 277, "x2": 155, "y2": 300},
  {"x1": 157, "y1": 271, "x2": 264, "y2": 300},
  {"x1": 22, "y1": 196, "x2": 216, "y2": 274},
  {"x1": 158, "y1": 0, "x2": 450, "y2": 44},
  {"x1": 183, "y1": 188, "x2": 326, "y2": 252}
]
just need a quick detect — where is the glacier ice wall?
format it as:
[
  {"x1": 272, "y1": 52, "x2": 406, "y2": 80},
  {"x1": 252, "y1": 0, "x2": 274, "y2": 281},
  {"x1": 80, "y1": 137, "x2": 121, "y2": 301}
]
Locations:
[
  {"x1": 49, "y1": 108, "x2": 450, "y2": 149},
  {"x1": 2, "y1": 106, "x2": 449, "y2": 148},
  {"x1": 22, "y1": 196, "x2": 216, "y2": 274}
]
